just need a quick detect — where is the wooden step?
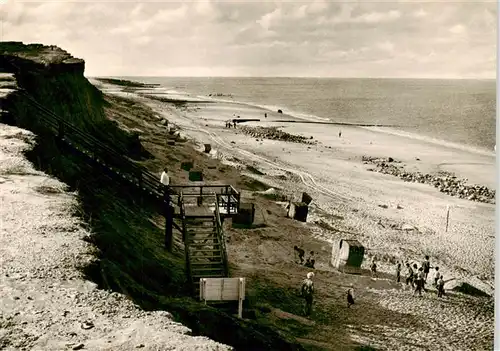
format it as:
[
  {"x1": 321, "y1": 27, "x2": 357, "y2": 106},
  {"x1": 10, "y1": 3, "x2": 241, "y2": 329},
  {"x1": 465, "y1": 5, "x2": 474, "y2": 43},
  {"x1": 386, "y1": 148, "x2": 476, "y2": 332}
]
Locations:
[
  {"x1": 186, "y1": 223, "x2": 214, "y2": 228},
  {"x1": 186, "y1": 219, "x2": 214, "y2": 223},
  {"x1": 191, "y1": 267, "x2": 224, "y2": 272},
  {"x1": 191, "y1": 256, "x2": 222, "y2": 262},
  {"x1": 189, "y1": 243, "x2": 221, "y2": 247},
  {"x1": 192, "y1": 274, "x2": 225, "y2": 279},
  {"x1": 190, "y1": 253, "x2": 221, "y2": 257},
  {"x1": 187, "y1": 231, "x2": 216, "y2": 236},
  {"x1": 190, "y1": 237, "x2": 219, "y2": 242},
  {"x1": 188, "y1": 249, "x2": 221, "y2": 253},
  {"x1": 191, "y1": 261, "x2": 223, "y2": 266}
]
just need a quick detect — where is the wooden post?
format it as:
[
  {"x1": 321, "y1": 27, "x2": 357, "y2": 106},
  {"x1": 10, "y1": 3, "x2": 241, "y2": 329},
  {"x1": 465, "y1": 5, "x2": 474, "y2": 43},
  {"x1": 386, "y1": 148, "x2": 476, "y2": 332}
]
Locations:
[
  {"x1": 220, "y1": 278, "x2": 225, "y2": 301},
  {"x1": 138, "y1": 170, "x2": 143, "y2": 190},
  {"x1": 199, "y1": 186, "x2": 203, "y2": 206},
  {"x1": 445, "y1": 205, "x2": 450, "y2": 232},
  {"x1": 165, "y1": 188, "x2": 173, "y2": 252},
  {"x1": 238, "y1": 278, "x2": 244, "y2": 319},
  {"x1": 201, "y1": 278, "x2": 206, "y2": 303},
  {"x1": 57, "y1": 121, "x2": 64, "y2": 141}
]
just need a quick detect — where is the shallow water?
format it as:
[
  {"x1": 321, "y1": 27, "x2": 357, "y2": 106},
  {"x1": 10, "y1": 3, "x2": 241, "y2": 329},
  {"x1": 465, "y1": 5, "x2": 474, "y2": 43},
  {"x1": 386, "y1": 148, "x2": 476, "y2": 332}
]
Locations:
[{"x1": 116, "y1": 76, "x2": 496, "y2": 152}]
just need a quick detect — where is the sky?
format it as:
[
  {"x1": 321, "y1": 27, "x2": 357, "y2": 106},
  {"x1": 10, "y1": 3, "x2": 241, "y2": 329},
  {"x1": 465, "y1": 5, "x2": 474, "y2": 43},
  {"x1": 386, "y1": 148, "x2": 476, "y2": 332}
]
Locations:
[{"x1": 1, "y1": 0, "x2": 497, "y2": 78}]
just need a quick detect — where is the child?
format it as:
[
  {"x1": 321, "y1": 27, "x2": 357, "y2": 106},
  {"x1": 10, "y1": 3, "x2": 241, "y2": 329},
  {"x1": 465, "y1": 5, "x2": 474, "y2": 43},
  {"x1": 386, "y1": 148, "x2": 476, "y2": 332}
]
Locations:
[
  {"x1": 347, "y1": 286, "x2": 355, "y2": 308},
  {"x1": 396, "y1": 262, "x2": 402, "y2": 283},
  {"x1": 370, "y1": 259, "x2": 377, "y2": 278},
  {"x1": 437, "y1": 276, "x2": 445, "y2": 298},
  {"x1": 433, "y1": 267, "x2": 441, "y2": 286},
  {"x1": 306, "y1": 251, "x2": 316, "y2": 269}
]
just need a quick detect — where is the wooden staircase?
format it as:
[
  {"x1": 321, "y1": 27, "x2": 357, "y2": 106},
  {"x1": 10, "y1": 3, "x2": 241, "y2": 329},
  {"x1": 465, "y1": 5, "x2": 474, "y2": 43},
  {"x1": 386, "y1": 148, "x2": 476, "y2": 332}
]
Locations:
[
  {"x1": 176, "y1": 192, "x2": 229, "y2": 297},
  {"x1": 8, "y1": 83, "x2": 238, "y2": 300}
]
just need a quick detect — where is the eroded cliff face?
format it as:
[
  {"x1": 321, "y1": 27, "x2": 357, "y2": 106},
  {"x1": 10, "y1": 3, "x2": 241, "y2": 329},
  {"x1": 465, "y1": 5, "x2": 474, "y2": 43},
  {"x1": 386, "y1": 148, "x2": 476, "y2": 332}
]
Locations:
[{"x1": 0, "y1": 41, "x2": 144, "y2": 159}]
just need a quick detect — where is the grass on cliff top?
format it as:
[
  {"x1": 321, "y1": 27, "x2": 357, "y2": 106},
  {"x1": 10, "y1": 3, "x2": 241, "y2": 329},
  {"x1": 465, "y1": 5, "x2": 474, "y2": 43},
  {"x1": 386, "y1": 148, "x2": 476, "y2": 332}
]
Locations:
[{"x1": 94, "y1": 77, "x2": 160, "y2": 88}]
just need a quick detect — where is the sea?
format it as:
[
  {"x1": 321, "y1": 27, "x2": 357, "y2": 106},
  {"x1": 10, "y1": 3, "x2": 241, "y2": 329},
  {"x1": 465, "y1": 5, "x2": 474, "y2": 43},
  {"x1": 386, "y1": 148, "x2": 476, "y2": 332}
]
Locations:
[{"x1": 118, "y1": 77, "x2": 496, "y2": 153}]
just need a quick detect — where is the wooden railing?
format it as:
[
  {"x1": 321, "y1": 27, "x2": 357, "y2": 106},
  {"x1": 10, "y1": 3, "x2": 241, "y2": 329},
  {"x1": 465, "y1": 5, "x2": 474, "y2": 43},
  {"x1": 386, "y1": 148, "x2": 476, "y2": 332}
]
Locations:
[
  {"x1": 179, "y1": 192, "x2": 192, "y2": 286},
  {"x1": 170, "y1": 184, "x2": 240, "y2": 215},
  {"x1": 14, "y1": 89, "x2": 169, "y2": 201},
  {"x1": 214, "y1": 194, "x2": 229, "y2": 277}
]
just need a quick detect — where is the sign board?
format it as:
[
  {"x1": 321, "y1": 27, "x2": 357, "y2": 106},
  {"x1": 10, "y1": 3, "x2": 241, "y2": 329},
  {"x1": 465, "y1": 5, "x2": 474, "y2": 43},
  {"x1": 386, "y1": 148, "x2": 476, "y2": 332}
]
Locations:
[{"x1": 200, "y1": 277, "x2": 246, "y2": 318}]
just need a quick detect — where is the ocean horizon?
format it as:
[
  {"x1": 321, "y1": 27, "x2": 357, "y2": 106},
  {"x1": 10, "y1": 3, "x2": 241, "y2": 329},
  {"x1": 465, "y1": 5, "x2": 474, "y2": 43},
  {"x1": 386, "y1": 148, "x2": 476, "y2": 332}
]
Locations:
[{"x1": 109, "y1": 76, "x2": 496, "y2": 152}]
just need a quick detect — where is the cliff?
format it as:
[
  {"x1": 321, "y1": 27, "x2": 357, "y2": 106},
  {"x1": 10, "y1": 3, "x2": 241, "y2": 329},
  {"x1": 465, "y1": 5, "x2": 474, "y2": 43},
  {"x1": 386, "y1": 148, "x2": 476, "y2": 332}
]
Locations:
[
  {"x1": 0, "y1": 42, "x2": 306, "y2": 351},
  {"x1": 0, "y1": 41, "x2": 145, "y2": 159}
]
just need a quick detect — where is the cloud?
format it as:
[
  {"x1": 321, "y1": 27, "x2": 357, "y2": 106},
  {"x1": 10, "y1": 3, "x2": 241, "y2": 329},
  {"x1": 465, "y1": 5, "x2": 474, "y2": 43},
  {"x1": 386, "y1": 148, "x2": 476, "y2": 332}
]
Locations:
[
  {"x1": 449, "y1": 24, "x2": 466, "y2": 34},
  {"x1": 0, "y1": 0, "x2": 495, "y2": 78}
]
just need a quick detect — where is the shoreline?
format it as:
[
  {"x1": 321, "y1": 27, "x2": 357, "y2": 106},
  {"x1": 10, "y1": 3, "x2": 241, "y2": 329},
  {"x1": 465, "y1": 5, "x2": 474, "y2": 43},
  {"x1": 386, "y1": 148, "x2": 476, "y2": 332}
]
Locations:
[
  {"x1": 92, "y1": 79, "x2": 495, "y2": 286},
  {"x1": 97, "y1": 76, "x2": 496, "y2": 155}
]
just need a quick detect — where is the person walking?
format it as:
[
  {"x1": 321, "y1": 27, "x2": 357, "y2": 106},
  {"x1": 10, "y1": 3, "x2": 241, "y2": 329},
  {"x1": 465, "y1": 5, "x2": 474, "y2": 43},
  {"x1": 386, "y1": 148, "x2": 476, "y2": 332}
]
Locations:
[
  {"x1": 413, "y1": 267, "x2": 424, "y2": 297},
  {"x1": 301, "y1": 272, "x2": 315, "y2": 317},
  {"x1": 294, "y1": 246, "x2": 305, "y2": 265},
  {"x1": 396, "y1": 262, "x2": 402, "y2": 283},
  {"x1": 160, "y1": 168, "x2": 170, "y2": 187},
  {"x1": 347, "y1": 286, "x2": 355, "y2": 308},
  {"x1": 370, "y1": 258, "x2": 377, "y2": 278}
]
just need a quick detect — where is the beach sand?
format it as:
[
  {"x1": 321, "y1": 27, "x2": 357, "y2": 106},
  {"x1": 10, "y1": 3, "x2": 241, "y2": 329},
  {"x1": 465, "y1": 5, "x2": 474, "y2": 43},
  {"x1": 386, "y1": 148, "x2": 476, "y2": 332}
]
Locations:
[
  {"x1": 93, "y1": 80, "x2": 495, "y2": 350},
  {"x1": 135, "y1": 95, "x2": 495, "y2": 281}
]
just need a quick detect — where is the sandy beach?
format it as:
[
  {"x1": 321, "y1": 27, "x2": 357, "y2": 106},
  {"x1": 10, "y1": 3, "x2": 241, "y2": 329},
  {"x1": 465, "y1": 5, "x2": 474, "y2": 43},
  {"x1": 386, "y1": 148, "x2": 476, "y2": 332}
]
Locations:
[
  {"x1": 92, "y1": 79, "x2": 495, "y2": 350},
  {"x1": 107, "y1": 86, "x2": 496, "y2": 283}
]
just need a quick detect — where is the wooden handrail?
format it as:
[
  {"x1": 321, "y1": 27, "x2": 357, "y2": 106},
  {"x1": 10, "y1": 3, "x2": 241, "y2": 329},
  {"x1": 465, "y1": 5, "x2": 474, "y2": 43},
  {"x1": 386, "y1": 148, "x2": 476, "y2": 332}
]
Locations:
[
  {"x1": 214, "y1": 194, "x2": 229, "y2": 276},
  {"x1": 179, "y1": 192, "x2": 193, "y2": 289}
]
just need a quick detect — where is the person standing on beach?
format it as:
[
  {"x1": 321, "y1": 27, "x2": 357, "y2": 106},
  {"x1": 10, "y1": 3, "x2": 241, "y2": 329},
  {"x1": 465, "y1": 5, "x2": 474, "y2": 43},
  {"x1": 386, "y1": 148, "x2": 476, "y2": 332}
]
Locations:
[
  {"x1": 338, "y1": 130, "x2": 342, "y2": 138},
  {"x1": 406, "y1": 263, "x2": 414, "y2": 288},
  {"x1": 347, "y1": 286, "x2": 355, "y2": 308},
  {"x1": 264, "y1": 112, "x2": 267, "y2": 118},
  {"x1": 422, "y1": 256, "x2": 431, "y2": 283},
  {"x1": 370, "y1": 258, "x2": 377, "y2": 278},
  {"x1": 396, "y1": 262, "x2": 402, "y2": 283},
  {"x1": 413, "y1": 267, "x2": 424, "y2": 297},
  {"x1": 301, "y1": 272, "x2": 315, "y2": 316},
  {"x1": 433, "y1": 267, "x2": 441, "y2": 287},
  {"x1": 437, "y1": 276, "x2": 445, "y2": 297}
]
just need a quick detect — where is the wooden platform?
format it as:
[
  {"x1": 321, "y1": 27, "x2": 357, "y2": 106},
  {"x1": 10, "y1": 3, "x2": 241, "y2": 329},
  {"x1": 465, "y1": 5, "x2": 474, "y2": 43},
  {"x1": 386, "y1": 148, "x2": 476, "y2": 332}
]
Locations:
[{"x1": 174, "y1": 205, "x2": 214, "y2": 218}]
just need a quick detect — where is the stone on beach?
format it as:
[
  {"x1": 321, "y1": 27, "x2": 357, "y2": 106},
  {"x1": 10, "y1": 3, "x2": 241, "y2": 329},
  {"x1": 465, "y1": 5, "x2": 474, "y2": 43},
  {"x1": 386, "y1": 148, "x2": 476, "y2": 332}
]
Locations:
[
  {"x1": 238, "y1": 126, "x2": 316, "y2": 145},
  {"x1": 363, "y1": 155, "x2": 495, "y2": 204}
]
